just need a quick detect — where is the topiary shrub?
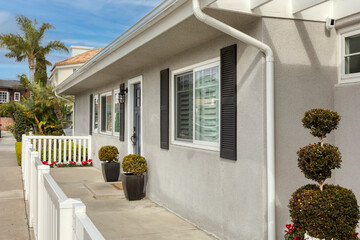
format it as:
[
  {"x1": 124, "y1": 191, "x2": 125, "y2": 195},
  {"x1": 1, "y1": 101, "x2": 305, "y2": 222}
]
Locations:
[
  {"x1": 286, "y1": 108, "x2": 360, "y2": 240},
  {"x1": 15, "y1": 142, "x2": 22, "y2": 166},
  {"x1": 122, "y1": 154, "x2": 147, "y2": 176},
  {"x1": 98, "y1": 146, "x2": 119, "y2": 162},
  {"x1": 14, "y1": 110, "x2": 27, "y2": 142},
  {"x1": 289, "y1": 184, "x2": 360, "y2": 240},
  {"x1": 302, "y1": 109, "x2": 341, "y2": 140},
  {"x1": 297, "y1": 143, "x2": 341, "y2": 184}
]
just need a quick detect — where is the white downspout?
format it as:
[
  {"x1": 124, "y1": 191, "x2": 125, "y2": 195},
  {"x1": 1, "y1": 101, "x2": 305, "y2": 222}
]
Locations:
[
  {"x1": 191, "y1": 1, "x2": 275, "y2": 240},
  {"x1": 54, "y1": 90, "x2": 75, "y2": 136}
]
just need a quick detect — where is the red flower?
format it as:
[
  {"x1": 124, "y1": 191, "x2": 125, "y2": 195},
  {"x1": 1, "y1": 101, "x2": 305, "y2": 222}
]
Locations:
[
  {"x1": 293, "y1": 237, "x2": 301, "y2": 240},
  {"x1": 355, "y1": 233, "x2": 359, "y2": 237},
  {"x1": 285, "y1": 224, "x2": 295, "y2": 234},
  {"x1": 88, "y1": 159, "x2": 92, "y2": 163},
  {"x1": 81, "y1": 160, "x2": 87, "y2": 165},
  {"x1": 42, "y1": 161, "x2": 48, "y2": 165}
]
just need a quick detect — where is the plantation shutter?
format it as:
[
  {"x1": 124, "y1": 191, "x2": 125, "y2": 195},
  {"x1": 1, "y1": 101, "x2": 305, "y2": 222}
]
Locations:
[
  {"x1": 220, "y1": 44, "x2": 237, "y2": 160},
  {"x1": 160, "y1": 68, "x2": 169, "y2": 149},
  {"x1": 119, "y1": 84, "x2": 125, "y2": 141},
  {"x1": 89, "y1": 94, "x2": 93, "y2": 135},
  {"x1": 101, "y1": 96, "x2": 106, "y2": 132}
]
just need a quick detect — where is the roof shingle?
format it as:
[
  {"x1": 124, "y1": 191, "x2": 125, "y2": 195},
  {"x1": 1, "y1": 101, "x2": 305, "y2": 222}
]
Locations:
[{"x1": 51, "y1": 47, "x2": 102, "y2": 71}]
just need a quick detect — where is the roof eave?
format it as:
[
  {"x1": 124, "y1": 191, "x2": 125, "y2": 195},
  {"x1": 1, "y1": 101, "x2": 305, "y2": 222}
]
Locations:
[{"x1": 54, "y1": 0, "x2": 189, "y2": 94}]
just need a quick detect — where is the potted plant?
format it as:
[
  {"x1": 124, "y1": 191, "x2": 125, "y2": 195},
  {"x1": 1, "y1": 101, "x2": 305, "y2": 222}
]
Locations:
[
  {"x1": 98, "y1": 145, "x2": 120, "y2": 182},
  {"x1": 121, "y1": 154, "x2": 147, "y2": 201},
  {"x1": 286, "y1": 109, "x2": 360, "y2": 240}
]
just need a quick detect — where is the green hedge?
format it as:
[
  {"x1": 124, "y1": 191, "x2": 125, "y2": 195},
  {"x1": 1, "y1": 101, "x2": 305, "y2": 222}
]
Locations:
[
  {"x1": 40, "y1": 141, "x2": 88, "y2": 162},
  {"x1": 15, "y1": 142, "x2": 22, "y2": 166}
]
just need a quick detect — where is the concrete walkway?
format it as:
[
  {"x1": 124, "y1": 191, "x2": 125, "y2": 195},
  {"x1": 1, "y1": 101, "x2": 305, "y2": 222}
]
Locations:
[
  {"x1": 51, "y1": 167, "x2": 216, "y2": 240},
  {"x1": 0, "y1": 131, "x2": 30, "y2": 240}
]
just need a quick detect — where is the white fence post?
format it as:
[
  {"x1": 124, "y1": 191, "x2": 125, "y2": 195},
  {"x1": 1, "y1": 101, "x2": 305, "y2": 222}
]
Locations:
[
  {"x1": 21, "y1": 134, "x2": 27, "y2": 177},
  {"x1": 58, "y1": 198, "x2": 81, "y2": 240},
  {"x1": 29, "y1": 150, "x2": 39, "y2": 228},
  {"x1": 36, "y1": 161, "x2": 49, "y2": 240},
  {"x1": 24, "y1": 141, "x2": 32, "y2": 200},
  {"x1": 88, "y1": 136, "x2": 92, "y2": 162}
]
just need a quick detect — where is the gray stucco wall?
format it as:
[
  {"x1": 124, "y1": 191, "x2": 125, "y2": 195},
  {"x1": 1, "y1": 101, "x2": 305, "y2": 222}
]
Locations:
[
  {"x1": 72, "y1": 17, "x2": 349, "y2": 240},
  {"x1": 334, "y1": 83, "x2": 360, "y2": 231},
  {"x1": 262, "y1": 18, "x2": 338, "y2": 238},
  {"x1": 74, "y1": 20, "x2": 268, "y2": 239}
]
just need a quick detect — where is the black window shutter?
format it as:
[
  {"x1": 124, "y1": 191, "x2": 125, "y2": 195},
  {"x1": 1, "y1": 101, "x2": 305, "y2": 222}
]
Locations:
[
  {"x1": 101, "y1": 96, "x2": 106, "y2": 132},
  {"x1": 89, "y1": 94, "x2": 93, "y2": 135},
  {"x1": 160, "y1": 68, "x2": 169, "y2": 149},
  {"x1": 119, "y1": 84, "x2": 125, "y2": 141},
  {"x1": 220, "y1": 44, "x2": 237, "y2": 160}
]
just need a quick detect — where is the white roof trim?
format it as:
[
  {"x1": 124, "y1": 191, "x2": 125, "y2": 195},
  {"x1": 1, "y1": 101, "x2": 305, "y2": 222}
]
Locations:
[{"x1": 54, "y1": 0, "x2": 185, "y2": 93}]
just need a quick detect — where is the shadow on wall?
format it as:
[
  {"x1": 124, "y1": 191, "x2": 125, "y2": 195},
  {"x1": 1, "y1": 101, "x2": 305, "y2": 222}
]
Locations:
[{"x1": 262, "y1": 18, "x2": 338, "y2": 239}]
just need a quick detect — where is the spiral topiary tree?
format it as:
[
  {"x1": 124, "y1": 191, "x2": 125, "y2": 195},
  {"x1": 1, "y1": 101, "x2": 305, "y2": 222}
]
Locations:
[{"x1": 288, "y1": 108, "x2": 360, "y2": 240}]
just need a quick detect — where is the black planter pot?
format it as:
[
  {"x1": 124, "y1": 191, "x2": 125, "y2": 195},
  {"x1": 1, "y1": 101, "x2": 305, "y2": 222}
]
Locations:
[
  {"x1": 122, "y1": 173, "x2": 145, "y2": 201},
  {"x1": 101, "y1": 162, "x2": 120, "y2": 182}
]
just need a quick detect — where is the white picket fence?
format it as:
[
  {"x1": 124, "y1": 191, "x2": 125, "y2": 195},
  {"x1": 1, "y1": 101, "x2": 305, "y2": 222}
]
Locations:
[
  {"x1": 22, "y1": 135, "x2": 105, "y2": 240},
  {"x1": 26, "y1": 135, "x2": 92, "y2": 164}
]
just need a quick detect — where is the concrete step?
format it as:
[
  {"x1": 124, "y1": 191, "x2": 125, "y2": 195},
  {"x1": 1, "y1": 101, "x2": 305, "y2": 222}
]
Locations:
[{"x1": 84, "y1": 182, "x2": 125, "y2": 200}]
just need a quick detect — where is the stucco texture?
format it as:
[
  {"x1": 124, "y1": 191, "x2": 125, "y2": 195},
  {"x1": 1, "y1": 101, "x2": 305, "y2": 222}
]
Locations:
[
  {"x1": 74, "y1": 18, "x2": 267, "y2": 239},
  {"x1": 262, "y1": 18, "x2": 338, "y2": 239}
]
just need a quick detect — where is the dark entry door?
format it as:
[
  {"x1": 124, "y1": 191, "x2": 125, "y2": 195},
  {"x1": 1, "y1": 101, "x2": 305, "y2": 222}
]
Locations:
[{"x1": 132, "y1": 83, "x2": 141, "y2": 154}]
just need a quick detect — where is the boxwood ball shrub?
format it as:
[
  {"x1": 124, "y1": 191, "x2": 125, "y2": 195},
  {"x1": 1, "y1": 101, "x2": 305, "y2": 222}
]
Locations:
[
  {"x1": 122, "y1": 154, "x2": 147, "y2": 176},
  {"x1": 98, "y1": 146, "x2": 119, "y2": 162},
  {"x1": 289, "y1": 184, "x2": 360, "y2": 240},
  {"x1": 297, "y1": 143, "x2": 341, "y2": 184},
  {"x1": 302, "y1": 109, "x2": 341, "y2": 139},
  {"x1": 15, "y1": 142, "x2": 22, "y2": 166},
  {"x1": 286, "y1": 109, "x2": 360, "y2": 240}
]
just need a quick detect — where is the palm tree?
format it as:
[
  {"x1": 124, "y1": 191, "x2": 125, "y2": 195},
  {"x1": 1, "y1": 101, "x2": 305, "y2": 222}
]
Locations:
[{"x1": 0, "y1": 15, "x2": 68, "y2": 83}]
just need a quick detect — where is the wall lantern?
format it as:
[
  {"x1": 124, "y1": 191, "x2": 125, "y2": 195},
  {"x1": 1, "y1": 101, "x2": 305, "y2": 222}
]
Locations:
[{"x1": 119, "y1": 84, "x2": 128, "y2": 104}]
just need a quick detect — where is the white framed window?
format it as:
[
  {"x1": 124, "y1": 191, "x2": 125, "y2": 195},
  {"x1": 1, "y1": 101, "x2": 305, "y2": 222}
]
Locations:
[
  {"x1": 100, "y1": 91, "x2": 113, "y2": 135},
  {"x1": 93, "y1": 95, "x2": 99, "y2": 133},
  {"x1": 113, "y1": 90, "x2": 120, "y2": 136},
  {"x1": 340, "y1": 28, "x2": 360, "y2": 83},
  {"x1": 14, "y1": 92, "x2": 20, "y2": 102},
  {"x1": 0, "y1": 91, "x2": 9, "y2": 103},
  {"x1": 171, "y1": 58, "x2": 220, "y2": 151}
]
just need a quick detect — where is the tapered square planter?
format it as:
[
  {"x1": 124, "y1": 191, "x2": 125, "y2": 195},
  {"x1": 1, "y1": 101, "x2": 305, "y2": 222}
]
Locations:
[
  {"x1": 121, "y1": 173, "x2": 145, "y2": 201},
  {"x1": 101, "y1": 162, "x2": 120, "y2": 182}
]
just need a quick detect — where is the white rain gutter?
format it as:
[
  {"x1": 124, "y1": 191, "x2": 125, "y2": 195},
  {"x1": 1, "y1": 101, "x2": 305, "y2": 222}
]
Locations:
[{"x1": 191, "y1": 1, "x2": 275, "y2": 240}]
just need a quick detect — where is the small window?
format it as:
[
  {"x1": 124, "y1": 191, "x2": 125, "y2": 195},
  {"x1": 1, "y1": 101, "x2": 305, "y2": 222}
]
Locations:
[
  {"x1": 0, "y1": 91, "x2": 9, "y2": 103},
  {"x1": 73, "y1": 68, "x2": 77, "y2": 73},
  {"x1": 113, "y1": 91, "x2": 120, "y2": 135},
  {"x1": 100, "y1": 92, "x2": 112, "y2": 134},
  {"x1": 341, "y1": 29, "x2": 360, "y2": 83},
  {"x1": 93, "y1": 95, "x2": 99, "y2": 133},
  {"x1": 173, "y1": 59, "x2": 220, "y2": 150},
  {"x1": 14, "y1": 92, "x2": 20, "y2": 102}
]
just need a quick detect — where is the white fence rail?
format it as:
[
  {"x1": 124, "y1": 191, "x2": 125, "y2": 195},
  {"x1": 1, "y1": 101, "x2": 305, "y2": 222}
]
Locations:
[
  {"x1": 26, "y1": 135, "x2": 92, "y2": 164},
  {"x1": 22, "y1": 135, "x2": 104, "y2": 240}
]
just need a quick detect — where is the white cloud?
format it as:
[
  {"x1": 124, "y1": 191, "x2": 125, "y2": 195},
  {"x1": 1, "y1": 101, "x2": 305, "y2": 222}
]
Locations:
[
  {"x1": 0, "y1": 11, "x2": 18, "y2": 34},
  {"x1": 60, "y1": 39, "x2": 109, "y2": 48}
]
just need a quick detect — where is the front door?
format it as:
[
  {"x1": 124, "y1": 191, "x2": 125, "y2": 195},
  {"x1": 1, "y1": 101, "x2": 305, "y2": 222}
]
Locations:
[{"x1": 131, "y1": 83, "x2": 141, "y2": 154}]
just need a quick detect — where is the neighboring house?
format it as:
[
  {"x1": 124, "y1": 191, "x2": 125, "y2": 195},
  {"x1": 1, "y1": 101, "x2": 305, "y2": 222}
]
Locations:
[
  {"x1": 49, "y1": 46, "x2": 101, "y2": 86},
  {"x1": 0, "y1": 80, "x2": 29, "y2": 103},
  {"x1": 0, "y1": 79, "x2": 30, "y2": 130},
  {"x1": 54, "y1": 1, "x2": 360, "y2": 239}
]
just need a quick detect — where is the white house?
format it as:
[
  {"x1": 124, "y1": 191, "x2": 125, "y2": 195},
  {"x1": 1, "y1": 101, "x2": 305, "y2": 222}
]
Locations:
[
  {"x1": 49, "y1": 46, "x2": 101, "y2": 86},
  {"x1": 54, "y1": 0, "x2": 360, "y2": 239}
]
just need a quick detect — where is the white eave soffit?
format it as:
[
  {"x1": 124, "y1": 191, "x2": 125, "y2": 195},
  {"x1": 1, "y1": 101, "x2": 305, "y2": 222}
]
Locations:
[{"x1": 292, "y1": 0, "x2": 329, "y2": 14}]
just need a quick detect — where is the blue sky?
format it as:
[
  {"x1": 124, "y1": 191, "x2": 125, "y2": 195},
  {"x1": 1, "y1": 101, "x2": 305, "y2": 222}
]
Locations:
[{"x1": 0, "y1": 0, "x2": 163, "y2": 80}]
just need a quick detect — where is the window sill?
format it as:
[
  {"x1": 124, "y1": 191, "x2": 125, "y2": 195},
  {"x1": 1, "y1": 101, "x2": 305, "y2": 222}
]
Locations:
[
  {"x1": 100, "y1": 131, "x2": 113, "y2": 136},
  {"x1": 339, "y1": 75, "x2": 360, "y2": 84},
  {"x1": 171, "y1": 140, "x2": 220, "y2": 152}
]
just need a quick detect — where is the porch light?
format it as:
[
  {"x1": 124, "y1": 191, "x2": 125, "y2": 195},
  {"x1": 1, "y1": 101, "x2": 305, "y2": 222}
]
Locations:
[{"x1": 119, "y1": 87, "x2": 128, "y2": 104}]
